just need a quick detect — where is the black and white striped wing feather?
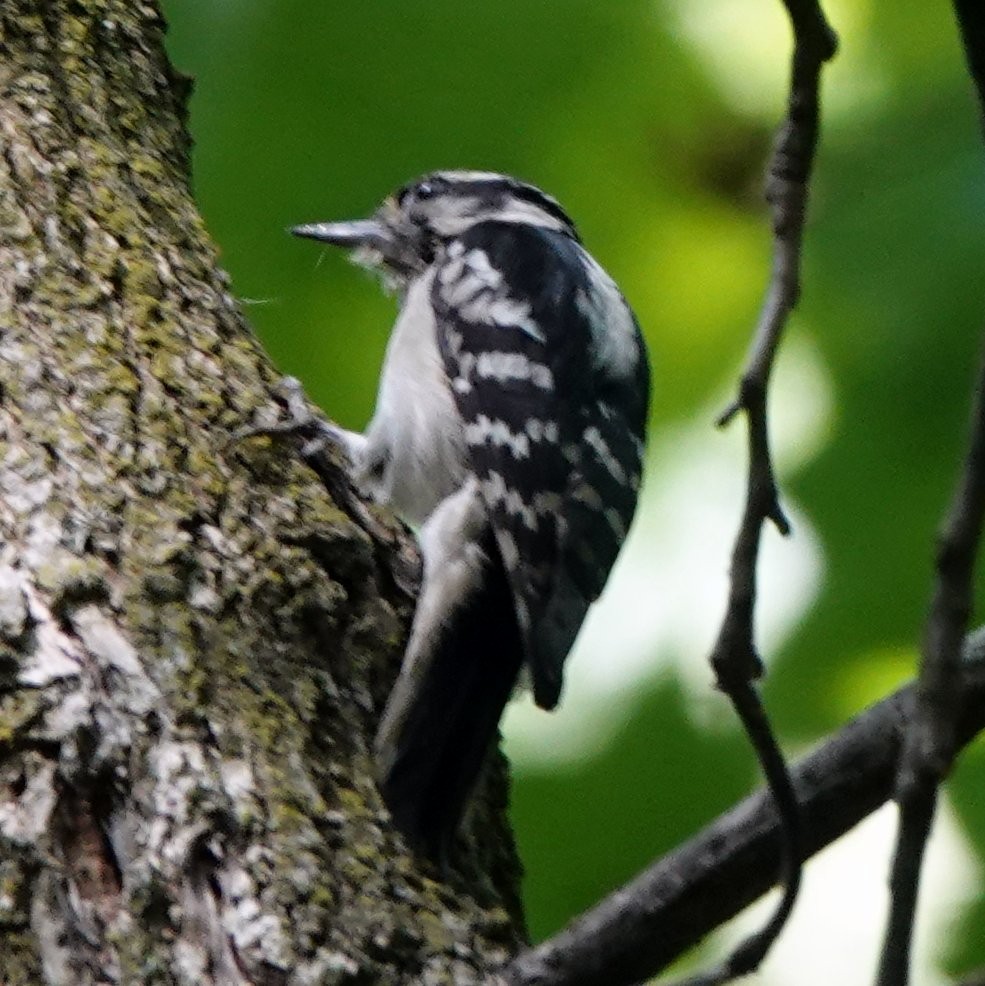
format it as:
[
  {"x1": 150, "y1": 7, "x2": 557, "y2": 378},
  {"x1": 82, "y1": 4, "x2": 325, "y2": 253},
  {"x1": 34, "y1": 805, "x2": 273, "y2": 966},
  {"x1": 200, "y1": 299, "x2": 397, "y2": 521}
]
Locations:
[{"x1": 432, "y1": 221, "x2": 647, "y2": 709}]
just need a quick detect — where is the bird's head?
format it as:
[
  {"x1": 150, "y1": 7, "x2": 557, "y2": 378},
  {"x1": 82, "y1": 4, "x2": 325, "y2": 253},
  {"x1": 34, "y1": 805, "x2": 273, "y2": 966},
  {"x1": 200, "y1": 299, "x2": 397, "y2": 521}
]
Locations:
[{"x1": 292, "y1": 170, "x2": 579, "y2": 287}]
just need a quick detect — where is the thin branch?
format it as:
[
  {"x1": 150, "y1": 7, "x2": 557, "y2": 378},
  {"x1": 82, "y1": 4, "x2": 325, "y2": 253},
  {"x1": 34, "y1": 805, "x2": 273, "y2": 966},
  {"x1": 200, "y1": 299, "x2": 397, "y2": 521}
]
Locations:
[
  {"x1": 717, "y1": 0, "x2": 838, "y2": 432},
  {"x1": 877, "y1": 335, "x2": 985, "y2": 986},
  {"x1": 665, "y1": 684, "x2": 801, "y2": 986},
  {"x1": 696, "y1": 2, "x2": 836, "y2": 980},
  {"x1": 875, "y1": 6, "x2": 985, "y2": 984},
  {"x1": 499, "y1": 636, "x2": 985, "y2": 986}
]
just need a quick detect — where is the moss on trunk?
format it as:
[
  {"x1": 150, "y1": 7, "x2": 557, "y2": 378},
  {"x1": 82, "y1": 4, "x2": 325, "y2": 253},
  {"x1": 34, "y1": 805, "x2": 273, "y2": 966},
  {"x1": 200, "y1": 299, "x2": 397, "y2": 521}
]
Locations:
[{"x1": 0, "y1": 3, "x2": 524, "y2": 982}]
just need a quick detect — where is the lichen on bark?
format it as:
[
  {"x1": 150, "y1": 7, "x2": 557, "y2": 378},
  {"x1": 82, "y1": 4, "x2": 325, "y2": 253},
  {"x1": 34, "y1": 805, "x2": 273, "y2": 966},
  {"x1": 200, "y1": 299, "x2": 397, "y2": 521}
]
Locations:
[{"x1": 0, "y1": 2, "x2": 525, "y2": 983}]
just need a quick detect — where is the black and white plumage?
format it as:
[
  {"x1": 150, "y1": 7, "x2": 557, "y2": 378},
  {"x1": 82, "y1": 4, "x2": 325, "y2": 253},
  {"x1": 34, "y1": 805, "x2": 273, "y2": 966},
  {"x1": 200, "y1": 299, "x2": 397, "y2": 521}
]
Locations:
[{"x1": 293, "y1": 171, "x2": 649, "y2": 861}]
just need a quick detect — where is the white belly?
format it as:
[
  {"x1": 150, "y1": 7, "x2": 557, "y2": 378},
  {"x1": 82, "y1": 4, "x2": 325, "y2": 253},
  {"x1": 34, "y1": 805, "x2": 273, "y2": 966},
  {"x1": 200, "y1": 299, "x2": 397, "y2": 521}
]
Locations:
[{"x1": 360, "y1": 271, "x2": 467, "y2": 526}]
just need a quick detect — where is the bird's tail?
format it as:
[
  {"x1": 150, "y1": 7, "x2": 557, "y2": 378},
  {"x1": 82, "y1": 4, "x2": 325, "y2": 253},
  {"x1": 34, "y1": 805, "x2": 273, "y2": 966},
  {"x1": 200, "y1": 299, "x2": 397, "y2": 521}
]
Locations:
[{"x1": 375, "y1": 534, "x2": 523, "y2": 863}]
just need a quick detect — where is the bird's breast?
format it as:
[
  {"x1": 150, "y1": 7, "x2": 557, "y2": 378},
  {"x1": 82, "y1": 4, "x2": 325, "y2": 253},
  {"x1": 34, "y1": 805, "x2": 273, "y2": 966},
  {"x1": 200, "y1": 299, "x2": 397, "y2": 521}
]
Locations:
[{"x1": 362, "y1": 270, "x2": 468, "y2": 526}]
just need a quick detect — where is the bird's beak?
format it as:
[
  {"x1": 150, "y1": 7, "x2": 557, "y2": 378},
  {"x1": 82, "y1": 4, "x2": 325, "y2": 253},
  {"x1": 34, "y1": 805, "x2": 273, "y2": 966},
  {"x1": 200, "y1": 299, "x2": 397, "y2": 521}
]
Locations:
[{"x1": 290, "y1": 219, "x2": 392, "y2": 251}]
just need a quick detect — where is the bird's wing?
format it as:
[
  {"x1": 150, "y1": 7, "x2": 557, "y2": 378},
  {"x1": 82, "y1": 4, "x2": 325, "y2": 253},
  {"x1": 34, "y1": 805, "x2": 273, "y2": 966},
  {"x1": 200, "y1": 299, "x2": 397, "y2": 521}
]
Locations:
[{"x1": 432, "y1": 220, "x2": 646, "y2": 708}]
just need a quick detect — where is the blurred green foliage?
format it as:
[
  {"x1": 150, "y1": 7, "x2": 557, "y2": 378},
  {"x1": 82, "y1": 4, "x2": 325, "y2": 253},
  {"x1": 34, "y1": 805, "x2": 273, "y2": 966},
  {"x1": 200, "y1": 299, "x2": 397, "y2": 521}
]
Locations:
[{"x1": 163, "y1": 0, "x2": 985, "y2": 975}]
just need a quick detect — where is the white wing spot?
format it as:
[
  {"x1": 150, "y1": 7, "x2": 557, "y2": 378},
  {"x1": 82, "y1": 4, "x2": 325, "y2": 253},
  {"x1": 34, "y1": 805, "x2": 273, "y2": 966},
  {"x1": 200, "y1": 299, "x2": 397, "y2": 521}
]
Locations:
[
  {"x1": 475, "y1": 351, "x2": 553, "y2": 389},
  {"x1": 465, "y1": 415, "x2": 532, "y2": 459},
  {"x1": 584, "y1": 426, "x2": 628, "y2": 486},
  {"x1": 482, "y1": 471, "x2": 539, "y2": 530},
  {"x1": 604, "y1": 506, "x2": 628, "y2": 540},
  {"x1": 440, "y1": 247, "x2": 546, "y2": 343},
  {"x1": 460, "y1": 295, "x2": 545, "y2": 343},
  {"x1": 445, "y1": 328, "x2": 463, "y2": 355},
  {"x1": 498, "y1": 529, "x2": 520, "y2": 570},
  {"x1": 515, "y1": 596, "x2": 531, "y2": 631},
  {"x1": 463, "y1": 249, "x2": 503, "y2": 289},
  {"x1": 524, "y1": 418, "x2": 560, "y2": 443},
  {"x1": 532, "y1": 491, "x2": 563, "y2": 514},
  {"x1": 442, "y1": 269, "x2": 488, "y2": 308},
  {"x1": 571, "y1": 482, "x2": 603, "y2": 510}
]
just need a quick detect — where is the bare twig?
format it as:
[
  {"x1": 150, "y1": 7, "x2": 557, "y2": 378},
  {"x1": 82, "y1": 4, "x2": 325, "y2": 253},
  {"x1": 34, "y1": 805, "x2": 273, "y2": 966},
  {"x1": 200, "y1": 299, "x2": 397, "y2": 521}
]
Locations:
[
  {"x1": 693, "y1": 1, "x2": 836, "y2": 980},
  {"x1": 876, "y1": 321, "x2": 985, "y2": 982},
  {"x1": 499, "y1": 636, "x2": 985, "y2": 986},
  {"x1": 875, "y1": 7, "x2": 985, "y2": 985}
]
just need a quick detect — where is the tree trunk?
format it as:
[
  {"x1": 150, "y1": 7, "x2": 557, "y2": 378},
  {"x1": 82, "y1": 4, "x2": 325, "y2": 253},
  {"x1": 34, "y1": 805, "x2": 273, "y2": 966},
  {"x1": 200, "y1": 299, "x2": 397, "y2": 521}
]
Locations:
[{"x1": 0, "y1": 3, "x2": 525, "y2": 983}]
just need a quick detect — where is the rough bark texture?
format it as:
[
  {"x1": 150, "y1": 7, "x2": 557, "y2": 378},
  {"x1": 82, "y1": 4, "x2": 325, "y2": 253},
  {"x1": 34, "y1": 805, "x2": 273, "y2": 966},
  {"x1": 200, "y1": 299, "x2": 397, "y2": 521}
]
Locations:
[{"x1": 0, "y1": 3, "x2": 525, "y2": 983}]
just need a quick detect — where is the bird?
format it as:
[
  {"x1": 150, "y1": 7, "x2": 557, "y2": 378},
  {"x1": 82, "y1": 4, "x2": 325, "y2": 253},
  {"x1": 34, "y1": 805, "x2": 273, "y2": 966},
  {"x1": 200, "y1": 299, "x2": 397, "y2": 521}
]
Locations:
[{"x1": 292, "y1": 170, "x2": 649, "y2": 862}]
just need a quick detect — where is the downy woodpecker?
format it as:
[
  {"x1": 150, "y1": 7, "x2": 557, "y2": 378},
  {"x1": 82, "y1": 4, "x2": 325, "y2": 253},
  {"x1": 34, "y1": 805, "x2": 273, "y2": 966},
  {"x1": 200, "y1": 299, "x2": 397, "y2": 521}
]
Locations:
[{"x1": 293, "y1": 171, "x2": 649, "y2": 861}]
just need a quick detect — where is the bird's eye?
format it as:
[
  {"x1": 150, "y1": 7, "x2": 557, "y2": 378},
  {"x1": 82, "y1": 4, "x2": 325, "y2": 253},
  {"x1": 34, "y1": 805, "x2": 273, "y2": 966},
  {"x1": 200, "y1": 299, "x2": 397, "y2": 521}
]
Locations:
[{"x1": 416, "y1": 181, "x2": 436, "y2": 200}]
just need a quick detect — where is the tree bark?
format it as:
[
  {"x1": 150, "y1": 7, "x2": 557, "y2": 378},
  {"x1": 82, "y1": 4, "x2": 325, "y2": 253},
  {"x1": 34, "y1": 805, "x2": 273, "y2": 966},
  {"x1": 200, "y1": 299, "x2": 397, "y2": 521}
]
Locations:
[{"x1": 0, "y1": 3, "x2": 525, "y2": 984}]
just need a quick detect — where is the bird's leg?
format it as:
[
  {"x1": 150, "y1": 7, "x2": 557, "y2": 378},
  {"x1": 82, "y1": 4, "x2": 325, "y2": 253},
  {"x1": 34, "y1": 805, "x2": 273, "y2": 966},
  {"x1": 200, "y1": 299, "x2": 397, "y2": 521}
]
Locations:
[{"x1": 233, "y1": 375, "x2": 366, "y2": 463}]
